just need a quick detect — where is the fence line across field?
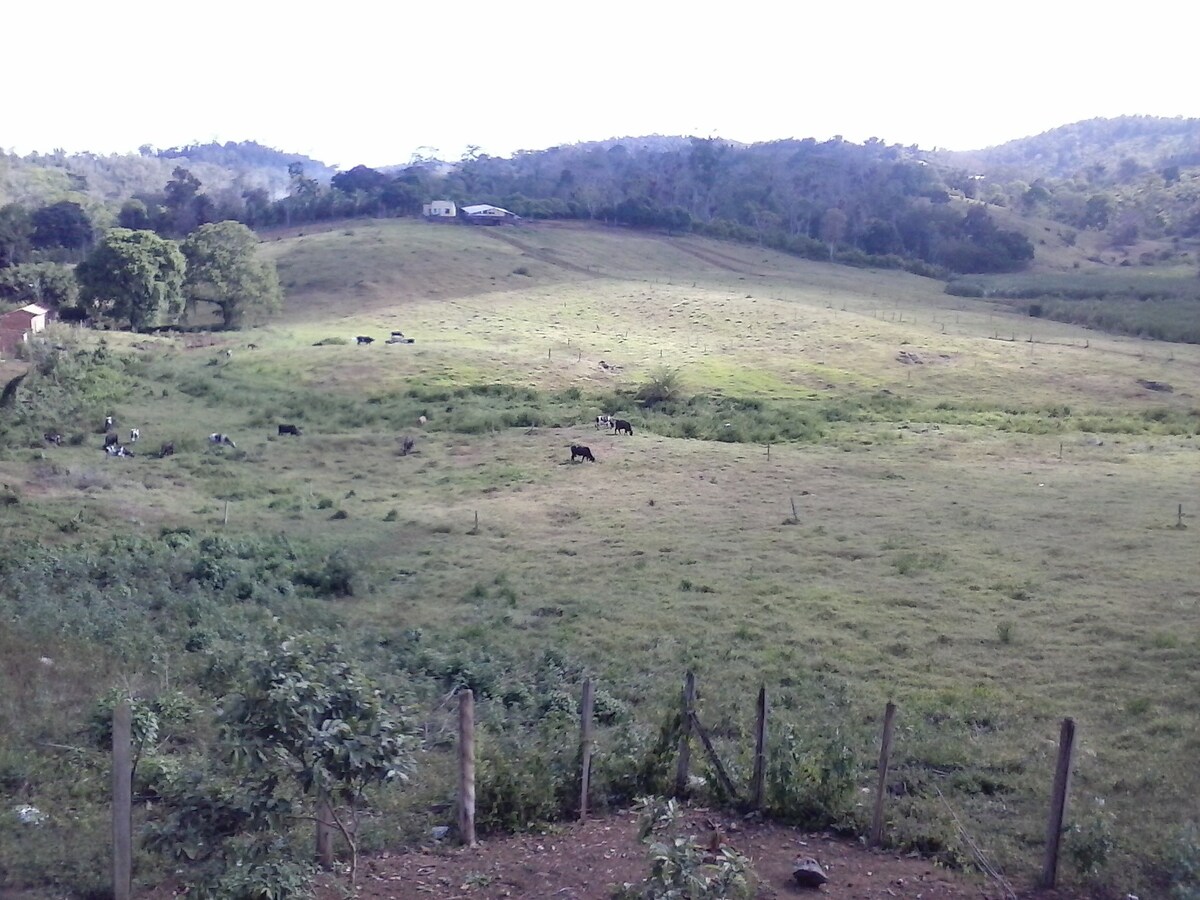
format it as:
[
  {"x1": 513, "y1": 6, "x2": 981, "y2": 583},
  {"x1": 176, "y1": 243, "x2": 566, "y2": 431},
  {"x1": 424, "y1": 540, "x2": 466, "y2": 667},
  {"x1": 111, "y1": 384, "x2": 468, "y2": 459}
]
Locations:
[{"x1": 110, "y1": 671, "x2": 1081, "y2": 891}]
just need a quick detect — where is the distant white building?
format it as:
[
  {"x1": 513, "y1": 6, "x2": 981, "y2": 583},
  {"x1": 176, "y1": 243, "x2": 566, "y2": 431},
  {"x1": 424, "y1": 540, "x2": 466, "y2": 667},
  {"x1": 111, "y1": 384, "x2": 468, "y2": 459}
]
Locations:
[
  {"x1": 461, "y1": 204, "x2": 519, "y2": 225},
  {"x1": 423, "y1": 200, "x2": 457, "y2": 219}
]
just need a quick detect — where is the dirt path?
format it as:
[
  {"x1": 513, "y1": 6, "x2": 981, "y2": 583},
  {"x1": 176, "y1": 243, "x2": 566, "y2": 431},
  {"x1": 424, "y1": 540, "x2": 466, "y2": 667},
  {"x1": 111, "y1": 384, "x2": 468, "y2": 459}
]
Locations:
[
  {"x1": 655, "y1": 235, "x2": 770, "y2": 277},
  {"x1": 323, "y1": 808, "x2": 1085, "y2": 899},
  {"x1": 480, "y1": 228, "x2": 611, "y2": 279}
]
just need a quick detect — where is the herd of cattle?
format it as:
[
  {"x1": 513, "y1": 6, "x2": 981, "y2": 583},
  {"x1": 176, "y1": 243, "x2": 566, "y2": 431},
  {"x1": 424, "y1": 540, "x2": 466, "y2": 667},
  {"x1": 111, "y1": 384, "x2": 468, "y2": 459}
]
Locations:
[
  {"x1": 569, "y1": 414, "x2": 635, "y2": 464},
  {"x1": 40, "y1": 417, "x2": 310, "y2": 460},
  {"x1": 42, "y1": 410, "x2": 633, "y2": 467},
  {"x1": 355, "y1": 331, "x2": 415, "y2": 346}
]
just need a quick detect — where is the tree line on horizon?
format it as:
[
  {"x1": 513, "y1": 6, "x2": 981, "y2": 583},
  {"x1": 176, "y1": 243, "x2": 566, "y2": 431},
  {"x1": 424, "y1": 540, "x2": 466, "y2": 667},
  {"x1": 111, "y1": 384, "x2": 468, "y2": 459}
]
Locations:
[{"x1": 3, "y1": 117, "x2": 1200, "y2": 325}]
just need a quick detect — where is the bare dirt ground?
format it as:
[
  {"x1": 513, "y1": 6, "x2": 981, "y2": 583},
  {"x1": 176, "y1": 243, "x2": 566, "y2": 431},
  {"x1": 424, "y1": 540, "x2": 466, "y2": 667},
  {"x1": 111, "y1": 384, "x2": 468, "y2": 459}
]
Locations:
[{"x1": 318, "y1": 808, "x2": 1088, "y2": 900}]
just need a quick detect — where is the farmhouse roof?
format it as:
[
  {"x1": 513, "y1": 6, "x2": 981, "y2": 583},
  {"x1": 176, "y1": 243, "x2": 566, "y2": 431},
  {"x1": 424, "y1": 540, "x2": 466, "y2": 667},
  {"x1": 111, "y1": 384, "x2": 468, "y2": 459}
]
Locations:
[
  {"x1": 462, "y1": 204, "x2": 516, "y2": 216},
  {"x1": 0, "y1": 309, "x2": 38, "y2": 328},
  {"x1": 20, "y1": 304, "x2": 50, "y2": 316}
]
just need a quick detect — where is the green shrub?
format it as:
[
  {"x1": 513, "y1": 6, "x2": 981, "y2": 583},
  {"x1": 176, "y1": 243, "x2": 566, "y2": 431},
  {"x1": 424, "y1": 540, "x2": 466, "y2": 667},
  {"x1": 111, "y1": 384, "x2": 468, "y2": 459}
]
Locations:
[
  {"x1": 1065, "y1": 801, "x2": 1118, "y2": 878},
  {"x1": 765, "y1": 725, "x2": 858, "y2": 830},
  {"x1": 475, "y1": 715, "x2": 577, "y2": 831},
  {"x1": 635, "y1": 367, "x2": 683, "y2": 407}
]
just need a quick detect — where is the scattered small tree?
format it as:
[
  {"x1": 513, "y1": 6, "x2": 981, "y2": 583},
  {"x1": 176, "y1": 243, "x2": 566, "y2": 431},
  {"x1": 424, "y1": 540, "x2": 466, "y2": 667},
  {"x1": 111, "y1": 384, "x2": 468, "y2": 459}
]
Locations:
[
  {"x1": 820, "y1": 208, "x2": 848, "y2": 260},
  {"x1": 220, "y1": 638, "x2": 413, "y2": 884}
]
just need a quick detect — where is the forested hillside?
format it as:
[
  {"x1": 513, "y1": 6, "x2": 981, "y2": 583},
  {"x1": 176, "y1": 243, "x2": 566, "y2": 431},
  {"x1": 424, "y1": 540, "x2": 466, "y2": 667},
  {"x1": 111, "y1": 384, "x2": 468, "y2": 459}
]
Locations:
[
  {"x1": 3, "y1": 118, "x2": 1199, "y2": 320},
  {"x1": 937, "y1": 116, "x2": 1200, "y2": 251}
]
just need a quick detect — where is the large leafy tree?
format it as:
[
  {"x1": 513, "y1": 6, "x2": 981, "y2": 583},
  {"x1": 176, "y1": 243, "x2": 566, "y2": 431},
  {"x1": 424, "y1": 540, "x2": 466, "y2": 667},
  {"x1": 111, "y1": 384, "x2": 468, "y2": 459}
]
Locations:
[
  {"x1": 181, "y1": 221, "x2": 282, "y2": 329},
  {"x1": 117, "y1": 198, "x2": 154, "y2": 230},
  {"x1": 331, "y1": 164, "x2": 389, "y2": 196},
  {"x1": 75, "y1": 228, "x2": 186, "y2": 331},
  {"x1": 161, "y1": 166, "x2": 213, "y2": 236},
  {"x1": 30, "y1": 200, "x2": 94, "y2": 253},
  {"x1": 0, "y1": 203, "x2": 33, "y2": 267},
  {"x1": 0, "y1": 262, "x2": 78, "y2": 308}
]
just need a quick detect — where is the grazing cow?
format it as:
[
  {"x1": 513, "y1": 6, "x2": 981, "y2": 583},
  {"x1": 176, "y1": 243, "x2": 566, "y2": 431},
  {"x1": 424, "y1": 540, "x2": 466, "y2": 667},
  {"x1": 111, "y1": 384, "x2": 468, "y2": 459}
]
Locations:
[
  {"x1": 104, "y1": 433, "x2": 119, "y2": 449},
  {"x1": 43, "y1": 432, "x2": 63, "y2": 446},
  {"x1": 104, "y1": 415, "x2": 114, "y2": 431},
  {"x1": 595, "y1": 415, "x2": 614, "y2": 430},
  {"x1": 613, "y1": 419, "x2": 634, "y2": 435},
  {"x1": 356, "y1": 335, "x2": 374, "y2": 345},
  {"x1": 570, "y1": 444, "x2": 596, "y2": 463},
  {"x1": 129, "y1": 428, "x2": 140, "y2": 443},
  {"x1": 401, "y1": 436, "x2": 415, "y2": 456},
  {"x1": 105, "y1": 444, "x2": 134, "y2": 457},
  {"x1": 209, "y1": 433, "x2": 237, "y2": 448},
  {"x1": 160, "y1": 441, "x2": 175, "y2": 458},
  {"x1": 246, "y1": 343, "x2": 259, "y2": 350},
  {"x1": 418, "y1": 415, "x2": 427, "y2": 426},
  {"x1": 278, "y1": 424, "x2": 302, "y2": 436}
]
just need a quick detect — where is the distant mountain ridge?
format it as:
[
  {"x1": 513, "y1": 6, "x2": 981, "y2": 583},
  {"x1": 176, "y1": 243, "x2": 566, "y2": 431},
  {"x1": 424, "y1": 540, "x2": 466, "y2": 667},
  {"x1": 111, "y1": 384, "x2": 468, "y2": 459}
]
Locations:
[{"x1": 936, "y1": 115, "x2": 1200, "y2": 180}]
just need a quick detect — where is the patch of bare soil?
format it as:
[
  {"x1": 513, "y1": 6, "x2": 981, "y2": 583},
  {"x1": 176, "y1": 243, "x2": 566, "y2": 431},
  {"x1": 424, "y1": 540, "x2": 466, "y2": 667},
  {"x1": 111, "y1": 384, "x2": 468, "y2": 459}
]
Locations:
[{"x1": 321, "y1": 808, "x2": 1087, "y2": 899}]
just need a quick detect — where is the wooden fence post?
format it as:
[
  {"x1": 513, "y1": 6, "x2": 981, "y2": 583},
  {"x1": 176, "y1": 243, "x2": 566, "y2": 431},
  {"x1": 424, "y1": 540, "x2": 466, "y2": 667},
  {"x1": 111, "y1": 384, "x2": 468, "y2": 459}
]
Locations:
[
  {"x1": 112, "y1": 700, "x2": 132, "y2": 900},
  {"x1": 751, "y1": 686, "x2": 768, "y2": 810},
  {"x1": 579, "y1": 679, "x2": 595, "y2": 821},
  {"x1": 315, "y1": 795, "x2": 335, "y2": 869},
  {"x1": 690, "y1": 711, "x2": 740, "y2": 802},
  {"x1": 458, "y1": 689, "x2": 477, "y2": 846},
  {"x1": 869, "y1": 701, "x2": 897, "y2": 847},
  {"x1": 1041, "y1": 717, "x2": 1076, "y2": 889},
  {"x1": 673, "y1": 671, "x2": 696, "y2": 797}
]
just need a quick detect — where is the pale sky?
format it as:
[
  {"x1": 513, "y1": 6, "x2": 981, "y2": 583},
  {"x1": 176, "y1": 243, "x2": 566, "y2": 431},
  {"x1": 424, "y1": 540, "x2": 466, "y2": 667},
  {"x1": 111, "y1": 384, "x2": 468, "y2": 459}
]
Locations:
[{"x1": 6, "y1": 0, "x2": 1197, "y2": 169}]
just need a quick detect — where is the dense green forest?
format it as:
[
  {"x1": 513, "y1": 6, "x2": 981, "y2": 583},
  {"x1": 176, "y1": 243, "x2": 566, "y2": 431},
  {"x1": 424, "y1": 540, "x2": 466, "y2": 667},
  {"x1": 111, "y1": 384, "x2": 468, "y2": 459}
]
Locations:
[{"x1": 3, "y1": 117, "x2": 1199, "y2": 326}]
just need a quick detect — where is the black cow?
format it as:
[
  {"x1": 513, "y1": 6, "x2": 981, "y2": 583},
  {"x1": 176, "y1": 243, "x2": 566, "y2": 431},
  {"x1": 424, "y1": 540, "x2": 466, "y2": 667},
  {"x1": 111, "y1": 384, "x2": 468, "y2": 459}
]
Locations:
[
  {"x1": 278, "y1": 424, "x2": 302, "y2": 436},
  {"x1": 356, "y1": 335, "x2": 375, "y2": 345},
  {"x1": 44, "y1": 432, "x2": 63, "y2": 446},
  {"x1": 570, "y1": 444, "x2": 596, "y2": 463},
  {"x1": 160, "y1": 441, "x2": 175, "y2": 458},
  {"x1": 613, "y1": 419, "x2": 634, "y2": 435},
  {"x1": 401, "y1": 436, "x2": 415, "y2": 456},
  {"x1": 104, "y1": 433, "x2": 119, "y2": 448}
]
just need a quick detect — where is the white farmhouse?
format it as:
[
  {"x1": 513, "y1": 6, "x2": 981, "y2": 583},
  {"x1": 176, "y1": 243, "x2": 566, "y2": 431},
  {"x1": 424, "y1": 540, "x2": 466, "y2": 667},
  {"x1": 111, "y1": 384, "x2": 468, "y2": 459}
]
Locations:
[{"x1": 422, "y1": 200, "x2": 457, "y2": 219}]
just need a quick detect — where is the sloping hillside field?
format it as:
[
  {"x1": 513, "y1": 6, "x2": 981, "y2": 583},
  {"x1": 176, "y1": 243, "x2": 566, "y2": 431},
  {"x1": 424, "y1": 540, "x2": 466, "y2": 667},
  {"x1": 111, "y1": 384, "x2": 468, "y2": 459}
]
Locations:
[{"x1": 2, "y1": 220, "x2": 1198, "y2": 897}]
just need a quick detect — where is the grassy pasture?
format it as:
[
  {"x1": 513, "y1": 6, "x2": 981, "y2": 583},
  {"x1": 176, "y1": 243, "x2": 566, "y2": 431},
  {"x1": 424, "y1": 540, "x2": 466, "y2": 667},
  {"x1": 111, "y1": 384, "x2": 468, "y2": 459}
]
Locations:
[{"x1": 1, "y1": 220, "x2": 1199, "y2": 895}]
